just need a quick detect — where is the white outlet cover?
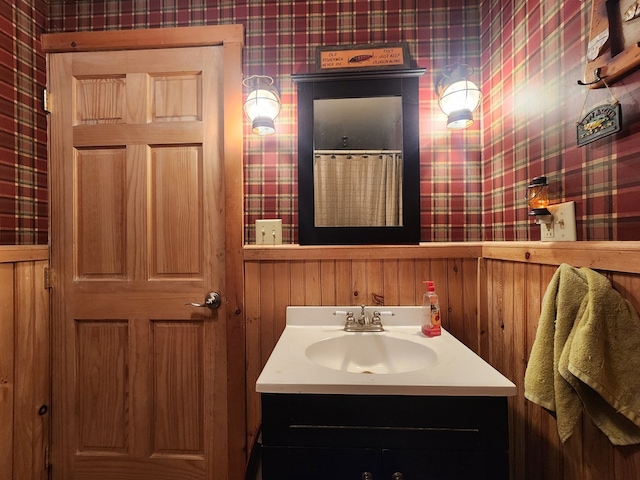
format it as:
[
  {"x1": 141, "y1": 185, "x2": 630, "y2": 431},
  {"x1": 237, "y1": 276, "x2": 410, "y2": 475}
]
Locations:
[
  {"x1": 255, "y1": 219, "x2": 283, "y2": 245},
  {"x1": 541, "y1": 201, "x2": 577, "y2": 242}
]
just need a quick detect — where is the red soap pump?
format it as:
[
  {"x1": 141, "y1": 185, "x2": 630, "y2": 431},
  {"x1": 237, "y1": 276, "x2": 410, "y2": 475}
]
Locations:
[{"x1": 421, "y1": 281, "x2": 441, "y2": 337}]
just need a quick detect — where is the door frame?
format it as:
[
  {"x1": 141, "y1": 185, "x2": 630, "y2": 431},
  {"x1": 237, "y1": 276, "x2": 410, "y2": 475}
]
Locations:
[{"x1": 42, "y1": 25, "x2": 246, "y2": 479}]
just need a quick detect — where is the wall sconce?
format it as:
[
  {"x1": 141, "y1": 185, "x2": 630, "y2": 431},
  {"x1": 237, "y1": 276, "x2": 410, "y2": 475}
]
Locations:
[
  {"x1": 436, "y1": 64, "x2": 481, "y2": 130},
  {"x1": 243, "y1": 75, "x2": 281, "y2": 136},
  {"x1": 527, "y1": 176, "x2": 552, "y2": 224}
]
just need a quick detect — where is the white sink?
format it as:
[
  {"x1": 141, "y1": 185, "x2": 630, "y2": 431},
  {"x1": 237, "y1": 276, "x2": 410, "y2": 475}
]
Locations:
[
  {"x1": 305, "y1": 334, "x2": 438, "y2": 374},
  {"x1": 256, "y1": 306, "x2": 517, "y2": 396}
]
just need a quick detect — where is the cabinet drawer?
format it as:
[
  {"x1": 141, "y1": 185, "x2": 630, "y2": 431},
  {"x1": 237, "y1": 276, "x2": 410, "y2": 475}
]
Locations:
[{"x1": 261, "y1": 393, "x2": 508, "y2": 451}]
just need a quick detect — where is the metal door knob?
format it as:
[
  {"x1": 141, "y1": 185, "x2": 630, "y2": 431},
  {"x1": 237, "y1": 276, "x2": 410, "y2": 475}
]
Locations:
[
  {"x1": 186, "y1": 291, "x2": 222, "y2": 310},
  {"x1": 362, "y1": 473, "x2": 373, "y2": 480},
  {"x1": 391, "y1": 473, "x2": 404, "y2": 480}
]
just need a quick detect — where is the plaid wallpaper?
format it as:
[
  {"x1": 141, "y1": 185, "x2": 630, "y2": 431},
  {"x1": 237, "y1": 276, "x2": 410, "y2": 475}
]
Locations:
[
  {"x1": 2, "y1": 0, "x2": 638, "y2": 244},
  {"x1": 0, "y1": 1, "x2": 47, "y2": 245},
  {"x1": 482, "y1": 0, "x2": 640, "y2": 241},
  {"x1": 47, "y1": 0, "x2": 483, "y2": 244}
]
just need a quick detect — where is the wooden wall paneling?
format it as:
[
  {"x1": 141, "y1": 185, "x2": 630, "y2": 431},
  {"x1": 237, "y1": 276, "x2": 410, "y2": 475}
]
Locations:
[
  {"x1": 259, "y1": 262, "x2": 276, "y2": 367},
  {"x1": 381, "y1": 259, "x2": 400, "y2": 305},
  {"x1": 303, "y1": 261, "x2": 322, "y2": 305},
  {"x1": 0, "y1": 263, "x2": 15, "y2": 478},
  {"x1": 319, "y1": 260, "x2": 337, "y2": 305},
  {"x1": 608, "y1": 271, "x2": 640, "y2": 480},
  {"x1": 523, "y1": 263, "x2": 543, "y2": 479},
  {"x1": 510, "y1": 261, "x2": 527, "y2": 480},
  {"x1": 351, "y1": 259, "x2": 367, "y2": 306},
  {"x1": 366, "y1": 259, "x2": 384, "y2": 306},
  {"x1": 244, "y1": 261, "x2": 261, "y2": 448},
  {"x1": 445, "y1": 259, "x2": 461, "y2": 341},
  {"x1": 461, "y1": 258, "x2": 479, "y2": 353},
  {"x1": 613, "y1": 443, "x2": 640, "y2": 480},
  {"x1": 273, "y1": 262, "x2": 291, "y2": 336},
  {"x1": 13, "y1": 262, "x2": 36, "y2": 479},
  {"x1": 12, "y1": 261, "x2": 50, "y2": 480},
  {"x1": 583, "y1": 416, "x2": 614, "y2": 480},
  {"x1": 477, "y1": 258, "x2": 490, "y2": 359},
  {"x1": 334, "y1": 260, "x2": 352, "y2": 305},
  {"x1": 32, "y1": 262, "x2": 49, "y2": 480},
  {"x1": 487, "y1": 260, "x2": 505, "y2": 369},
  {"x1": 289, "y1": 261, "x2": 306, "y2": 305},
  {"x1": 611, "y1": 271, "x2": 640, "y2": 314},
  {"x1": 397, "y1": 258, "x2": 418, "y2": 305},
  {"x1": 243, "y1": 244, "x2": 640, "y2": 480}
]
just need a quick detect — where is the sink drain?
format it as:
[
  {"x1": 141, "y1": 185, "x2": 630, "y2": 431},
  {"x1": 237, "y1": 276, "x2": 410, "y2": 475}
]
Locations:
[{"x1": 361, "y1": 370, "x2": 374, "y2": 374}]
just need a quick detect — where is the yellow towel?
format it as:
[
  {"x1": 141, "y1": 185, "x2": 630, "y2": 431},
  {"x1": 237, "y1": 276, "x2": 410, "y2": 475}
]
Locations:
[{"x1": 524, "y1": 263, "x2": 640, "y2": 445}]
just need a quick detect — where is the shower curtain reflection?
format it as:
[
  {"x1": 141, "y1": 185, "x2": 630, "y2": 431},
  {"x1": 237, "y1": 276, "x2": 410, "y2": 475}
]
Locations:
[{"x1": 313, "y1": 152, "x2": 402, "y2": 227}]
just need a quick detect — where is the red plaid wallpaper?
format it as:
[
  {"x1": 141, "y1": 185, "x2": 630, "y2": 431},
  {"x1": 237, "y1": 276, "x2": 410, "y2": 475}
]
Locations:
[
  {"x1": 0, "y1": 0, "x2": 47, "y2": 245},
  {"x1": 481, "y1": 0, "x2": 640, "y2": 241},
  {"x1": 1, "y1": 0, "x2": 638, "y2": 244},
  {"x1": 46, "y1": 0, "x2": 483, "y2": 244}
]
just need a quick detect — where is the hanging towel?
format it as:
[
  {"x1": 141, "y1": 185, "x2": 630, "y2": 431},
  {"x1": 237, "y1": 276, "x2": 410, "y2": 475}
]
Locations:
[{"x1": 524, "y1": 263, "x2": 640, "y2": 446}]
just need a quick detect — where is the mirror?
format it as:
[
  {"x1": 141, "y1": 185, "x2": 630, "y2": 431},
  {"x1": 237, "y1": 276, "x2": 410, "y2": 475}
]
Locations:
[
  {"x1": 314, "y1": 96, "x2": 403, "y2": 228},
  {"x1": 293, "y1": 69, "x2": 425, "y2": 244}
]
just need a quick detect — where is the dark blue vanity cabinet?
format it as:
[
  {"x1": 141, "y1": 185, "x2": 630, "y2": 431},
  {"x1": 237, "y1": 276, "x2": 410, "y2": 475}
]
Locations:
[{"x1": 260, "y1": 393, "x2": 509, "y2": 480}]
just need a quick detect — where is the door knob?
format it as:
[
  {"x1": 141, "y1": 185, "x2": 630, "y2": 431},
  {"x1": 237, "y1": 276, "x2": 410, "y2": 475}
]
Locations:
[
  {"x1": 186, "y1": 291, "x2": 222, "y2": 310},
  {"x1": 361, "y1": 473, "x2": 373, "y2": 480},
  {"x1": 391, "y1": 473, "x2": 404, "y2": 480}
]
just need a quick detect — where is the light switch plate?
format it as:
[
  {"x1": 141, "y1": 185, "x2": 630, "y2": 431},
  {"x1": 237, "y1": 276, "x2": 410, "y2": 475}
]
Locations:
[
  {"x1": 255, "y1": 219, "x2": 283, "y2": 245},
  {"x1": 540, "y1": 201, "x2": 577, "y2": 242}
]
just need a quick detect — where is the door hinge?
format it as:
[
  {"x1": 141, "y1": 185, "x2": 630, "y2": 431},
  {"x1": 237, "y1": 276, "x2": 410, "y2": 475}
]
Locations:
[
  {"x1": 43, "y1": 89, "x2": 52, "y2": 113},
  {"x1": 44, "y1": 267, "x2": 52, "y2": 289}
]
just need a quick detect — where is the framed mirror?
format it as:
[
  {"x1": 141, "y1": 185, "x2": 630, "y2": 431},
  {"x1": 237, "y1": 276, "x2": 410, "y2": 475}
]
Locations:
[{"x1": 293, "y1": 69, "x2": 425, "y2": 245}]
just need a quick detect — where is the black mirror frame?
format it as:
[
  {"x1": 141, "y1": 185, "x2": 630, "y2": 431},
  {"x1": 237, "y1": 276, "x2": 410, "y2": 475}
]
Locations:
[{"x1": 293, "y1": 68, "x2": 425, "y2": 245}]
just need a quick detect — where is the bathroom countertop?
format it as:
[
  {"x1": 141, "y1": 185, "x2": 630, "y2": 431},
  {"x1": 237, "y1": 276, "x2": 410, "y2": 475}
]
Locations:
[{"x1": 256, "y1": 306, "x2": 517, "y2": 396}]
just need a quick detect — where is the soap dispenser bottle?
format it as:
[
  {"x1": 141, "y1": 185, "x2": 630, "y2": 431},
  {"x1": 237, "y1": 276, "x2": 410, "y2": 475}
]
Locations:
[{"x1": 422, "y1": 281, "x2": 441, "y2": 337}]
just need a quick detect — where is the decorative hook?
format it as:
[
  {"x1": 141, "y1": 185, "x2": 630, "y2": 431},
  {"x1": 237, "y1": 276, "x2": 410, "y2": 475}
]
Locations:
[{"x1": 577, "y1": 67, "x2": 603, "y2": 86}]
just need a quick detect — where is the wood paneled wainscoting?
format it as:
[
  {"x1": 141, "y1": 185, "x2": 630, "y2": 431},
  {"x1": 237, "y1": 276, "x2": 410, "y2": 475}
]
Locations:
[
  {"x1": 244, "y1": 242, "x2": 640, "y2": 480},
  {"x1": 0, "y1": 246, "x2": 50, "y2": 480}
]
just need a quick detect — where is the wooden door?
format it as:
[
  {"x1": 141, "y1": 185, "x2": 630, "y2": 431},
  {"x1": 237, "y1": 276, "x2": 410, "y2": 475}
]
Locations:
[{"x1": 44, "y1": 27, "x2": 245, "y2": 480}]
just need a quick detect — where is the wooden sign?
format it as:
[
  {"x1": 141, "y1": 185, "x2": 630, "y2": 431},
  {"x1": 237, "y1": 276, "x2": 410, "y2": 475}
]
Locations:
[
  {"x1": 316, "y1": 43, "x2": 410, "y2": 72},
  {"x1": 576, "y1": 102, "x2": 622, "y2": 146}
]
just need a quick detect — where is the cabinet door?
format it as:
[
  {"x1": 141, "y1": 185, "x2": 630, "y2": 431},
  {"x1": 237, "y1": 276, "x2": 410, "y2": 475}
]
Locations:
[{"x1": 262, "y1": 446, "x2": 381, "y2": 480}]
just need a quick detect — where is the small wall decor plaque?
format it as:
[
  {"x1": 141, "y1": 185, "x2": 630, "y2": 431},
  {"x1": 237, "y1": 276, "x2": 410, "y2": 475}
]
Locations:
[
  {"x1": 576, "y1": 102, "x2": 622, "y2": 146},
  {"x1": 316, "y1": 43, "x2": 410, "y2": 72}
]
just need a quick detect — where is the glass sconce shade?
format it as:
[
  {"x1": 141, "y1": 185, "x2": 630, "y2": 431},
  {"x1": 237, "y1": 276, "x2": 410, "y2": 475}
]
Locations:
[
  {"x1": 243, "y1": 75, "x2": 281, "y2": 136},
  {"x1": 437, "y1": 65, "x2": 481, "y2": 130},
  {"x1": 527, "y1": 176, "x2": 551, "y2": 215}
]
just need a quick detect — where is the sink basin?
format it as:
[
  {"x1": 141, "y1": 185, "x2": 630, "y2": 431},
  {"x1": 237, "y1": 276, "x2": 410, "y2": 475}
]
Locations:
[
  {"x1": 256, "y1": 306, "x2": 518, "y2": 396},
  {"x1": 305, "y1": 334, "x2": 438, "y2": 374}
]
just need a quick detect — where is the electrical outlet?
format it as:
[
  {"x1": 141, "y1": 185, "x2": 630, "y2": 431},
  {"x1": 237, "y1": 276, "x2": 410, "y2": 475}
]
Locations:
[
  {"x1": 540, "y1": 201, "x2": 577, "y2": 242},
  {"x1": 255, "y1": 219, "x2": 283, "y2": 245}
]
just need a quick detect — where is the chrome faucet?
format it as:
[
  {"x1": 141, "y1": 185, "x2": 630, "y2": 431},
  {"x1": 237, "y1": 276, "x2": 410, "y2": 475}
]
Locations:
[{"x1": 343, "y1": 305, "x2": 385, "y2": 332}]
